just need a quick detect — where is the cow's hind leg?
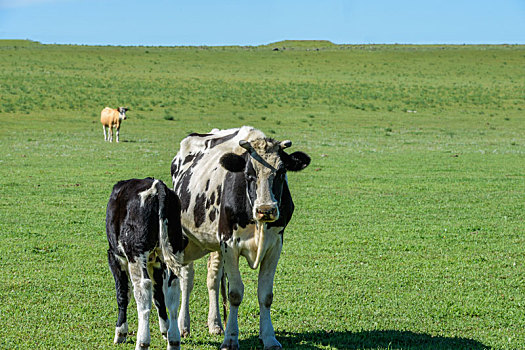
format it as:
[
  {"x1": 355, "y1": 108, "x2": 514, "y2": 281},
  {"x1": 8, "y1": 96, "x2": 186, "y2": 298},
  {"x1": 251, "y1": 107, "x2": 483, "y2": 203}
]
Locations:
[
  {"x1": 177, "y1": 262, "x2": 194, "y2": 338},
  {"x1": 164, "y1": 269, "x2": 181, "y2": 350},
  {"x1": 207, "y1": 251, "x2": 225, "y2": 335},
  {"x1": 129, "y1": 254, "x2": 153, "y2": 350},
  {"x1": 152, "y1": 261, "x2": 169, "y2": 340},
  {"x1": 103, "y1": 125, "x2": 108, "y2": 141},
  {"x1": 108, "y1": 250, "x2": 130, "y2": 344}
]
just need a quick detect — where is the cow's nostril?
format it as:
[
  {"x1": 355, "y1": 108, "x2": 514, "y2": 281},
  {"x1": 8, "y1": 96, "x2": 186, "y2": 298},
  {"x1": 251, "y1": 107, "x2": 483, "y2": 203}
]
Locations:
[{"x1": 256, "y1": 206, "x2": 278, "y2": 216}]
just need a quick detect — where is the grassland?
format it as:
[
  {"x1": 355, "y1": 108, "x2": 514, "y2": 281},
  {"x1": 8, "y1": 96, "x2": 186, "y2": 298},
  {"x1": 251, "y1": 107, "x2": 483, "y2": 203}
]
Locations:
[{"x1": 0, "y1": 40, "x2": 524, "y2": 349}]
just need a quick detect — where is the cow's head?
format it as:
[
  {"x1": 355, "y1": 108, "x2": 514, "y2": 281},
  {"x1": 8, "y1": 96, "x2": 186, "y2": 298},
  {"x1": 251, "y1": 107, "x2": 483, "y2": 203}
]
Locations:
[
  {"x1": 220, "y1": 138, "x2": 310, "y2": 222},
  {"x1": 118, "y1": 107, "x2": 129, "y2": 120}
]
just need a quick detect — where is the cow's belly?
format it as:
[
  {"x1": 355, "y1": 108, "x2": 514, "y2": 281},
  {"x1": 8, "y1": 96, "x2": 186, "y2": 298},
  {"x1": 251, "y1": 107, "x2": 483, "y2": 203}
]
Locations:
[{"x1": 180, "y1": 217, "x2": 221, "y2": 263}]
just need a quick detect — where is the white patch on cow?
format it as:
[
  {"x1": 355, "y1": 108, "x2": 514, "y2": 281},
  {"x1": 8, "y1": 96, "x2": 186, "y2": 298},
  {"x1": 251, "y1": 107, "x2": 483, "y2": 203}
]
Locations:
[
  {"x1": 114, "y1": 322, "x2": 128, "y2": 344},
  {"x1": 116, "y1": 242, "x2": 128, "y2": 261},
  {"x1": 139, "y1": 179, "x2": 159, "y2": 207}
]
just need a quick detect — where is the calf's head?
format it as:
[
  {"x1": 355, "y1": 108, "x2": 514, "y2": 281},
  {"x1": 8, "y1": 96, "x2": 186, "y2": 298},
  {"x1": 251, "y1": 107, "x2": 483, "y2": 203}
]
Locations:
[
  {"x1": 118, "y1": 107, "x2": 129, "y2": 120},
  {"x1": 220, "y1": 138, "x2": 310, "y2": 222}
]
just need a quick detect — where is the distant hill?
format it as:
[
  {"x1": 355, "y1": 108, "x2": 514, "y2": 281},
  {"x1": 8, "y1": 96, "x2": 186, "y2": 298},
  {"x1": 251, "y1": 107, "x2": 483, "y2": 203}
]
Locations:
[
  {"x1": 264, "y1": 40, "x2": 337, "y2": 49},
  {"x1": 0, "y1": 39, "x2": 41, "y2": 47}
]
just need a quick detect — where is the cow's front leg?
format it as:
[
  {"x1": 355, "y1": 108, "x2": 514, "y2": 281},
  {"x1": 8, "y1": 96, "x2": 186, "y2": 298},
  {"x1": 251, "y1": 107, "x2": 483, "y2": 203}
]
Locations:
[
  {"x1": 116, "y1": 126, "x2": 120, "y2": 143},
  {"x1": 177, "y1": 262, "x2": 194, "y2": 338},
  {"x1": 207, "y1": 251, "x2": 225, "y2": 335},
  {"x1": 221, "y1": 241, "x2": 243, "y2": 350},
  {"x1": 258, "y1": 240, "x2": 282, "y2": 350}
]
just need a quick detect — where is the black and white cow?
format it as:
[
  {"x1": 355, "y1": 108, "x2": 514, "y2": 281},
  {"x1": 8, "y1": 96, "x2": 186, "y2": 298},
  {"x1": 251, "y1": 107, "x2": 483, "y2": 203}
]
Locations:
[
  {"x1": 171, "y1": 126, "x2": 310, "y2": 350},
  {"x1": 106, "y1": 178, "x2": 188, "y2": 350}
]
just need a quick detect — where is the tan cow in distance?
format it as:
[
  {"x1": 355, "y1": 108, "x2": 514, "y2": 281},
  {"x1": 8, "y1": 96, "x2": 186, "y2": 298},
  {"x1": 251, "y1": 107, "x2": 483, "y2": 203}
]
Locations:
[{"x1": 101, "y1": 107, "x2": 128, "y2": 142}]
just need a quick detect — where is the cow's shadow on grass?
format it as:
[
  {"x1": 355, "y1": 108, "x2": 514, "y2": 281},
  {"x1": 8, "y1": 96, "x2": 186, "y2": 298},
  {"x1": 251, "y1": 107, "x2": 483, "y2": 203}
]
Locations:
[{"x1": 237, "y1": 329, "x2": 489, "y2": 349}]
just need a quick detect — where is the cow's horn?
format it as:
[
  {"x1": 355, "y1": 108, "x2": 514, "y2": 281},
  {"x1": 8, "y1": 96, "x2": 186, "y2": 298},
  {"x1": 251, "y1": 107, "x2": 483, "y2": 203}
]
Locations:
[
  {"x1": 239, "y1": 140, "x2": 252, "y2": 150},
  {"x1": 280, "y1": 140, "x2": 292, "y2": 149}
]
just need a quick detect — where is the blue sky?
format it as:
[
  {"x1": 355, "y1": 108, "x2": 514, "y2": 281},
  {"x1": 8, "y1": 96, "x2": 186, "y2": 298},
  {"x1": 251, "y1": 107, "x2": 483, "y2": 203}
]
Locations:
[{"x1": 0, "y1": 0, "x2": 523, "y2": 46}]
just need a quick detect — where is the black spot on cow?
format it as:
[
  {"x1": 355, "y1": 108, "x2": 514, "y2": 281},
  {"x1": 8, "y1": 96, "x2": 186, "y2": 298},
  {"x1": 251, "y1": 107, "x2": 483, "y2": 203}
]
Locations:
[
  {"x1": 176, "y1": 170, "x2": 193, "y2": 213},
  {"x1": 210, "y1": 192, "x2": 215, "y2": 205},
  {"x1": 188, "y1": 132, "x2": 212, "y2": 137},
  {"x1": 206, "y1": 198, "x2": 211, "y2": 210},
  {"x1": 209, "y1": 207, "x2": 217, "y2": 222},
  {"x1": 190, "y1": 152, "x2": 204, "y2": 169},
  {"x1": 193, "y1": 193, "x2": 207, "y2": 228},
  {"x1": 208, "y1": 130, "x2": 239, "y2": 149},
  {"x1": 183, "y1": 154, "x2": 195, "y2": 165},
  {"x1": 168, "y1": 271, "x2": 178, "y2": 286},
  {"x1": 205, "y1": 179, "x2": 210, "y2": 191}
]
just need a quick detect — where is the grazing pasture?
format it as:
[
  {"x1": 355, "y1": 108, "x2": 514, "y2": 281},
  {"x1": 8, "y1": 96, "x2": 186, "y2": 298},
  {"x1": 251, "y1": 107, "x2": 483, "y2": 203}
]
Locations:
[{"x1": 0, "y1": 40, "x2": 524, "y2": 349}]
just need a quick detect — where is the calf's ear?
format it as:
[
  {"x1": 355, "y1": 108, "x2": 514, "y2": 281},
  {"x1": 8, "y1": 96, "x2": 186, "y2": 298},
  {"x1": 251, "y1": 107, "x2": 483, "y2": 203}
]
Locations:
[
  {"x1": 283, "y1": 151, "x2": 311, "y2": 172},
  {"x1": 220, "y1": 153, "x2": 246, "y2": 172}
]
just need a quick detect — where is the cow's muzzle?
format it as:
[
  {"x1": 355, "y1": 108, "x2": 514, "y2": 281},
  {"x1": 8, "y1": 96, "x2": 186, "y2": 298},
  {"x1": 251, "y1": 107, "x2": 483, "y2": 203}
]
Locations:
[{"x1": 255, "y1": 205, "x2": 279, "y2": 222}]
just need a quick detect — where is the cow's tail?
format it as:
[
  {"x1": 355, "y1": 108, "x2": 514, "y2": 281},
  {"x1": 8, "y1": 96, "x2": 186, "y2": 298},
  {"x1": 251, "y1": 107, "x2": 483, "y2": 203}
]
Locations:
[{"x1": 156, "y1": 180, "x2": 183, "y2": 275}]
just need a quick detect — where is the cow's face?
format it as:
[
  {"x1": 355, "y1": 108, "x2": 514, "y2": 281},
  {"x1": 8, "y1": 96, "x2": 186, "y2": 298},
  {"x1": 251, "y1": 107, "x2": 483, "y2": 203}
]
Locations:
[
  {"x1": 220, "y1": 138, "x2": 310, "y2": 223},
  {"x1": 118, "y1": 107, "x2": 128, "y2": 120}
]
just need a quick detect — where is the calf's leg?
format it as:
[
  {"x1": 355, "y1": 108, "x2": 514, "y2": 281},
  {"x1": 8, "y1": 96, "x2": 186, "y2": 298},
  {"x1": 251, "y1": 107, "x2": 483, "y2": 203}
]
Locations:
[
  {"x1": 164, "y1": 269, "x2": 182, "y2": 350},
  {"x1": 108, "y1": 250, "x2": 130, "y2": 344},
  {"x1": 129, "y1": 254, "x2": 153, "y2": 350},
  {"x1": 152, "y1": 263, "x2": 169, "y2": 339}
]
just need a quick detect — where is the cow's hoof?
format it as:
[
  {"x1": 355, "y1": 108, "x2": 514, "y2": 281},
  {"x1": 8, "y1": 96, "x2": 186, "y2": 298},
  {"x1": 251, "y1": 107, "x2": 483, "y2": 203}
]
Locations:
[
  {"x1": 167, "y1": 340, "x2": 181, "y2": 350},
  {"x1": 162, "y1": 332, "x2": 168, "y2": 340},
  {"x1": 114, "y1": 332, "x2": 127, "y2": 344},
  {"x1": 263, "y1": 339, "x2": 282, "y2": 350},
  {"x1": 220, "y1": 339, "x2": 239, "y2": 350},
  {"x1": 209, "y1": 325, "x2": 224, "y2": 335},
  {"x1": 181, "y1": 329, "x2": 190, "y2": 338},
  {"x1": 137, "y1": 342, "x2": 150, "y2": 349}
]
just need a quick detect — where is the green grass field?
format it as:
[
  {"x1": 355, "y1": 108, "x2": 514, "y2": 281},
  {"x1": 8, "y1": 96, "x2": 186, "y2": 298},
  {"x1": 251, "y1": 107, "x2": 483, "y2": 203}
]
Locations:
[{"x1": 1, "y1": 40, "x2": 524, "y2": 349}]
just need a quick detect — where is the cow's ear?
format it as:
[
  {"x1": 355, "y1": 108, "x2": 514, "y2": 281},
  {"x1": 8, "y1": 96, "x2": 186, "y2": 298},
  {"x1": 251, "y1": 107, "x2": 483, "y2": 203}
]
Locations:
[
  {"x1": 220, "y1": 153, "x2": 246, "y2": 172},
  {"x1": 283, "y1": 151, "x2": 310, "y2": 172}
]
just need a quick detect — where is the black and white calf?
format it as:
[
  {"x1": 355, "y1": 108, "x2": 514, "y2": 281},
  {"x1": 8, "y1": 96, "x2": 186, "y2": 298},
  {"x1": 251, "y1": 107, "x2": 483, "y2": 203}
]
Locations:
[
  {"x1": 171, "y1": 126, "x2": 310, "y2": 350},
  {"x1": 106, "y1": 178, "x2": 188, "y2": 350}
]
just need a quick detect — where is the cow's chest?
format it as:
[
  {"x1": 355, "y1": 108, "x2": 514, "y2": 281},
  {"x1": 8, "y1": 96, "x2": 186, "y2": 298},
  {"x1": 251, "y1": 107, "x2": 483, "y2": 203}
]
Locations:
[{"x1": 231, "y1": 224, "x2": 284, "y2": 269}]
